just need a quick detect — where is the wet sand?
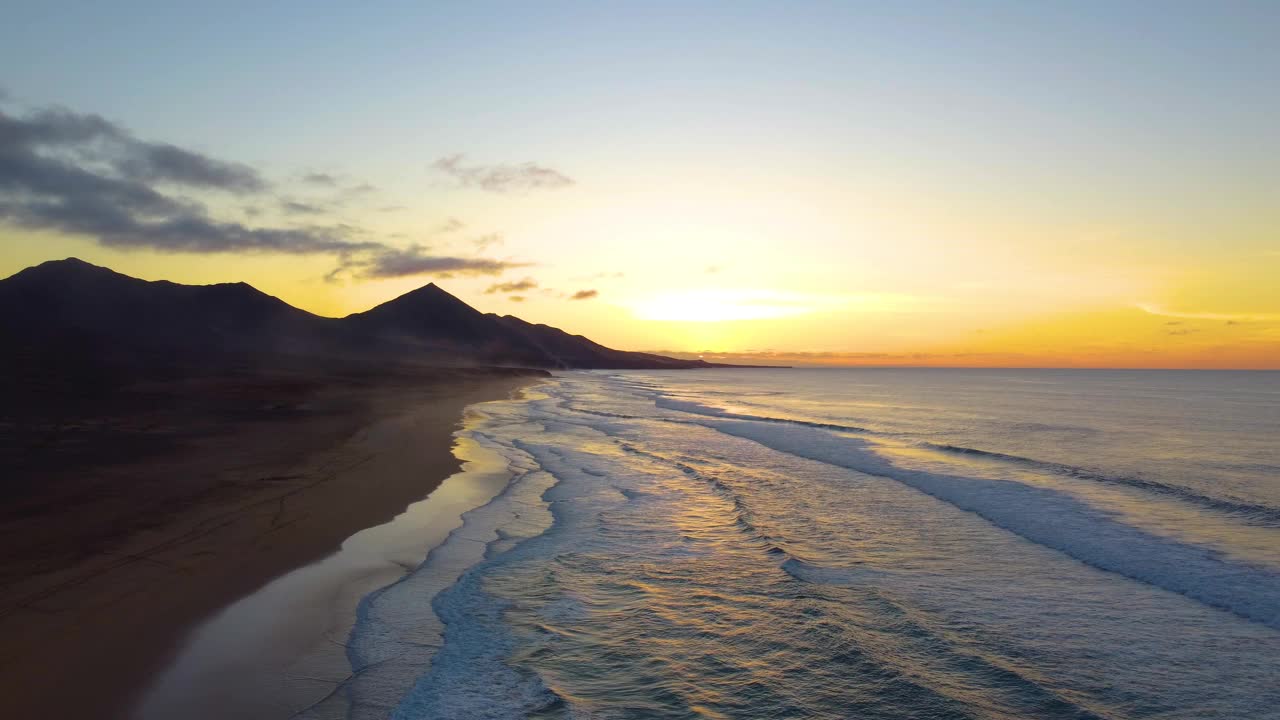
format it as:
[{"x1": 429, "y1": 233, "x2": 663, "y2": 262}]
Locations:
[
  {"x1": 0, "y1": 367, "x2": 544, "y2": 719},
  {"x1": 136, "y1": 420, "x2": 521, "y2": 719}
]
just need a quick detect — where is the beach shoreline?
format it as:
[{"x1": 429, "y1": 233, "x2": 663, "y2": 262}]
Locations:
[{"x1": 0, "y1": 367, "x2": 544, "y2": 719}]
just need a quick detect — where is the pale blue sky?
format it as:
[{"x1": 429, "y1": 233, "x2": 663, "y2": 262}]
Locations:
[{"x1": 4, "y1": 1, "x2": 1275, "y2": 183}]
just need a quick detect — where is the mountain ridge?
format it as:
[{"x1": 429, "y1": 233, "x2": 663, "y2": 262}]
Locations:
[{"x1": 0, "y1": 257, "x2": 744, "y2": 375}]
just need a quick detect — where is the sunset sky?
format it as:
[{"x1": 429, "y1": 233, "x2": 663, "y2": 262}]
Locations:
[{"x1": 2, "y1": 1, "x2": 1277, "y2": 368}]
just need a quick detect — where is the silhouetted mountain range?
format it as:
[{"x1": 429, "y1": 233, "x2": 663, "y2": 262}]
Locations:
[{"x1": 0, "y1": 258, "x2": 721, "y2": 385}]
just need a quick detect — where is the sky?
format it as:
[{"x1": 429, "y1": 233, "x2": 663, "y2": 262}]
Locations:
[{"x1": 1, "y1": 1, "x2": 1277, "y2": 368}]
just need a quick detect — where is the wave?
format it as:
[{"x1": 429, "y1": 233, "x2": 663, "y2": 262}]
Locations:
[
  {"x1": 925, "y1": 443, "x2": 1280, "y2": 526},
  {"x1": 781, "y1": 558, "x2": 889, "y2": 586},
  {"x1": 651, "y1": 392, "x2": 1280, "y2": 527},
  {"x1": 337, "y1": 426, "x2": 559, "y2": 719},
  {"x1": 686, "y1": 415, "x2": 1280, "y2": 630},
  {"x1": 779, "y1": 558, "x2": 1112, "y2": 720},
  {"x1": 655, "y1": 396, "x2": 870, "y2": 434},
  {"x1": 393, "y1": 563, "x2": 565, "y2": 720}
]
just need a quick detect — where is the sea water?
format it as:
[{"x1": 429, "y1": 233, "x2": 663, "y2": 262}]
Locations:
[{"x1": 317, "y1": 369, "x2": 1280, "y2": 719}]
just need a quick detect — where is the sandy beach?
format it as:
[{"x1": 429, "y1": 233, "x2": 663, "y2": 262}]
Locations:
[{"x1": 0, "y1": 367, "x2": 544, "y2": 719}]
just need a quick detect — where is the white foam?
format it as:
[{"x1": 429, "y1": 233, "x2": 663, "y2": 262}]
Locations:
[{"x1": 689, "y1": 415, "x2": 1280, "y2": 629}]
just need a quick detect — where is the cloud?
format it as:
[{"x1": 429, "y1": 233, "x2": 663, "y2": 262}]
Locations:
[
  {"x1": 436, "y1": 216, "x2": 465, "y2": 233},
  {"x1": 115, "y1": 142, "x2": 264, "y2": 192},
  {"x1": 0, "y1": 106, "x2": 370, "y2": 255},
  {"x1": 0, "y1": 102, "x2": 529, "y2": 282},
  {"x1": 302, "y1": 172, "x2": 338, "y2": 186},
  {"x1": 509, "y1": 295, "x2": 526, "y2": 302},
  {"x1": 343, "y1": 245, "x2": 526, "y2": 279},
  {"x1": 485, "y1": 277, "x2": 538, "y2": 294},
  {"x1": 431, "y1": 154, "x2": 574, "y2": 193},
  {"x1": 301, "y1": 172, "x2": 376, "y2": 198},
  {"x1": 472, "y1": 232, "x2": 503, "y2": 251},
  {"x1": 1137, "y1": 304, "x2": 1279, "y2": 323},
  {"x1": 280, "y1": 200, "x2": 325, "y2": 215},
  {"x1": 570, "y1": 289, "x2": 599, "y2": 300},
  {"x1": 2, "y1": 107, "x2": 265, "y2": 193}
]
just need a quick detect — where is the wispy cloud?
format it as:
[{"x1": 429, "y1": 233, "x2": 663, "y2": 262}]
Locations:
[
  {"x1": 302, "y1": 172, "x2": 338, "y2": 186},
  {"x1": 570, "y1": 289, "x2": 599, "y2": 300},
  {"x1": 486, "y1": 277, "x2": 538, "y2": 294},
  {"x1": 472, "y1": 232, "x2": 503, "y2": 251},
  {"x1": 280, "y1": 200, "x2": 326, "y2": 215},
  {"x1": 1137, "y1": 304, "x2": 1279, "y2": 323},
  {"x1": 436, "y1": 217, "x2": 465, "y2": 233},
  {"x1": 431, "y1": 154, "x2": 574, "y2": 193}
]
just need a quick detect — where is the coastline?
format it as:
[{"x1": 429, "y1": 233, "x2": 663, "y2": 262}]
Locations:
[{"x1": 0, "y1": 368, "x2": 544, "y2": 719}]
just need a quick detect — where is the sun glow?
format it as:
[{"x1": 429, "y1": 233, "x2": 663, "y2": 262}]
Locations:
[{"x1": 630, "y1": 290, "x2": 824, "y2": 323}]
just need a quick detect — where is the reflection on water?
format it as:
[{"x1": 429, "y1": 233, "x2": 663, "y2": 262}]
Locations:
[{"x1": 332, "y1": 369, "x2": 1280, "y2": 719}]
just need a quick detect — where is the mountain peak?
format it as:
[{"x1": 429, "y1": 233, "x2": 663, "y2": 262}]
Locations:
[
  {"x1": 27, "y1": 256, "x2": 117, "y2": 275},
  {"x1": 3, "y1": 257, "x2": 134, "y2": 289},
  {"x1": 344, "y1": 278, "x2": 484, "y2": 330}
]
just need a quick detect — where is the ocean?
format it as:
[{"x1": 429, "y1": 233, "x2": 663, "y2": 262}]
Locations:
[{"x1": 328, "y1": 369, "x2": 1280, "y2": 719}]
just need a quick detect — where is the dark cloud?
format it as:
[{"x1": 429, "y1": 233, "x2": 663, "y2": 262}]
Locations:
[
  {"x1": 431, "y1": 154, "x2": 574, "y2": 193},
  {"x1": 0, "y1": 102, "x2": 531, "y2": 282},
  {"x1": 570, "y1": 289, "x2": 599, "y2": 300},
  {"x1": 0, "y1": 106, "x2": 363, "y2": 255},
  {"x1": 351, "y1": 245, "x2": 524, "y2": 279},
  {"x1": 116, "y1": 142, "x2": 265, "y2": 192},
  {"x1": 302, "y1": 172, "x2": 338, "y2": 186},
  {"x1": 509, "y1": 295, "x2": 527, "y2": 302},
  {"x1": 1, "y1": 107, "x2": 265, "y2": 193},
  {"x1": 485, "y1": 277, "x2": 538, "y2": 294}
]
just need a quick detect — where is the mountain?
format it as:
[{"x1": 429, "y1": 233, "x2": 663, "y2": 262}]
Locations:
[{"x1": 0, "y1": 258, "x2": 720, "y2": 383}]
